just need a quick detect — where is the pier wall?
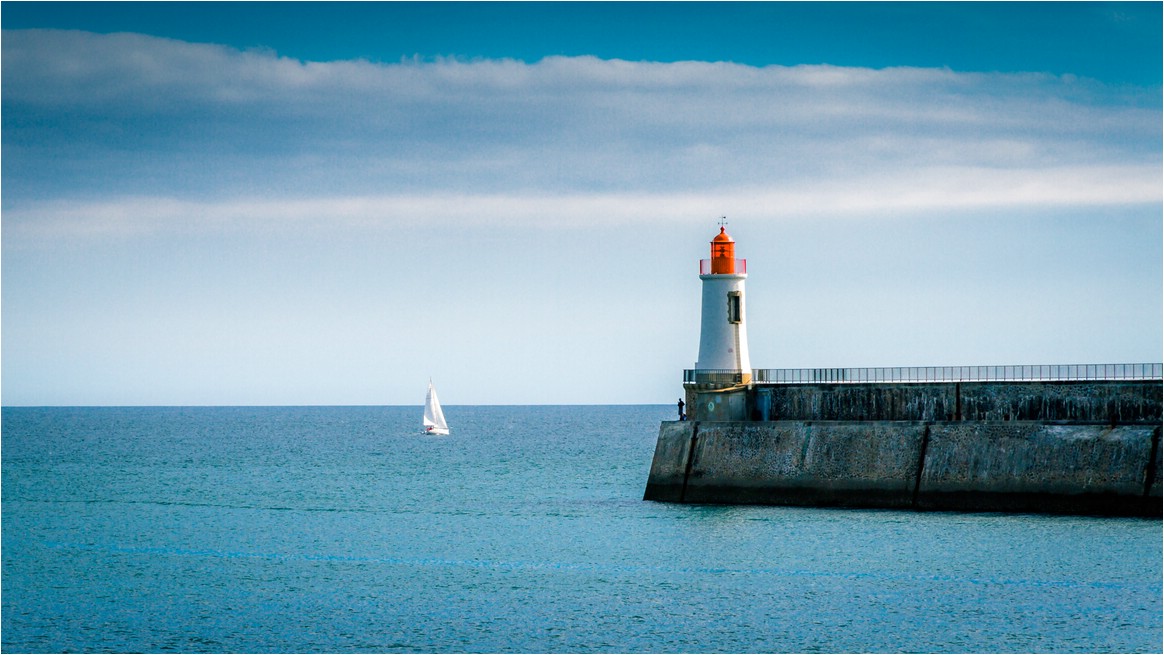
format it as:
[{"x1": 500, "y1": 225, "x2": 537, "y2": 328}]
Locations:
[
  {"x1": 740, "y1": 380, "x2": 1161, "y2": 423},
  {"x1": 650, "y1": 380, "x2": 1162, "y2": 516}
]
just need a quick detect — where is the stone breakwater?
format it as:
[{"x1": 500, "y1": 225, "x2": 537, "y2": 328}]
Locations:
[
  {"x1": 750, "y1": 380, "x2": 1162, "y2": 424},
  {"x1": 647, "y1": 381, "x2": 1162, "y2": 517}
]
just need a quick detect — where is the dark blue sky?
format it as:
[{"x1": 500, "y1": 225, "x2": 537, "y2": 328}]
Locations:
[{"x1": 4, "y1": 2, "x2": 1161, "y2": 85}]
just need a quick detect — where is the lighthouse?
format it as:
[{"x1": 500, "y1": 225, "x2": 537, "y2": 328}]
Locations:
[
  {"x1": 696, "y1": 226, "x2": 751, "y2": 379},
  {"x1": 683, "y1": 224, "x2": 752, "y2": 422}
]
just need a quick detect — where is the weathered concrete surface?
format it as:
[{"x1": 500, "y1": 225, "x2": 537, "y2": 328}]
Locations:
[
  {"x1": 753, "y1": 381, "x2": 1162, "y2": 423},
  {"x1": 688, "y1": 421, "x2": 924, "y2": 507},
  {"x1": 642, "y1": 421, "x2": 695, "y2": 502},
  {"x1": 917, "y1": 423, "x2": 1160, "y2": 516},
  {"x1": 755, "y1": 384, "x2": 956, "y2": 422},
  {"x1": 956, "y1": 382, "x2": 1162, "y2": 423},
  {"x1": 645, "y1": 420, "x2": 1163, "y2": 517},
  {"x1": 1151, "y1": 426, "x2": 1162, "y2": 499}
]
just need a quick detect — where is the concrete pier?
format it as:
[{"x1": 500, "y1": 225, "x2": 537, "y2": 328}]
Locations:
[{"x1": 647, "y1": 379, "x2": 1162, "y2": 516}]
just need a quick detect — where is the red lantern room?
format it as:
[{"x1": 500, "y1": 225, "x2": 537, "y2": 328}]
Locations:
[{"x1": 710, "y1": 227, "x2": 737, "y2": 274}]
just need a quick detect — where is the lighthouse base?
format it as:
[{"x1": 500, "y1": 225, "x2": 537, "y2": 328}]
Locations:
[{"x1": 684, "y1": 388, "x2": 749, "y2": 422}]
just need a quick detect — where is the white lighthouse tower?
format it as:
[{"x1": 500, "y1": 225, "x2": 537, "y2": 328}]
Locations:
[{"x1": 695, "y1": 225, "x2": 751, "y2": 381}]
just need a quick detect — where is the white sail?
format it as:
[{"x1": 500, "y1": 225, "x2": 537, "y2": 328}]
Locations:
[{"x1": 423, "y1": 380, "x2": 449, "y2": 435}]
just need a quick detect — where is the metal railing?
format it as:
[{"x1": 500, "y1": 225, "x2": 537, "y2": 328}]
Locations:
[
  {"x1": 685, "y1": 363, "x2": 1162, "y2": 385},
  {"x1": 699, "y1": 259, "x2": 747, "y2": 275}
]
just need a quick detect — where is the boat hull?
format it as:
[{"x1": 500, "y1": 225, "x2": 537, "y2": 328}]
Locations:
[{"x1": 423, "y1": 426, "x2": 450, "y2": 436}]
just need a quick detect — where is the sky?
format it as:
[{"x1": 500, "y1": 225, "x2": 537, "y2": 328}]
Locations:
[{"x1": 2, "y1": 2, "x2": 1161, "y2": 406}]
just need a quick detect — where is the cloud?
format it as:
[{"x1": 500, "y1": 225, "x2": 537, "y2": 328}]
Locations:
[
  {"x1": 2, "y1": 28, "x2": 1160, "y2": 230},
  {"x1": 3, "y1": 30, "x2": 1160, "y2": 405},
  {"x1": 5, "y1": 162, "x2": 1157, "y2": 247}
]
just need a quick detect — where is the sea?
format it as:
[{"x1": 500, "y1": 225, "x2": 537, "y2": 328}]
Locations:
[{"x1": 2, "y1": 405, "x2": 1161, "y2": 654}]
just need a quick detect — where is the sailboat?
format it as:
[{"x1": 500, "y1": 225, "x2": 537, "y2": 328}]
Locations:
[{"x1": 422, "y1": 380, "x2": 450, "y2": 435}]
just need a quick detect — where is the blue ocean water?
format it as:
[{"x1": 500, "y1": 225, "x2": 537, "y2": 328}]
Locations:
[{"x1": 2, "y1": 405, "x2": 1160, "y2": 653}]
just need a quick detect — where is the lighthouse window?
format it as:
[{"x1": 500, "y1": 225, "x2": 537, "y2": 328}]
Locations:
[{"x1": 727, "y1": 292, "x2": 742, "y2": 324}]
